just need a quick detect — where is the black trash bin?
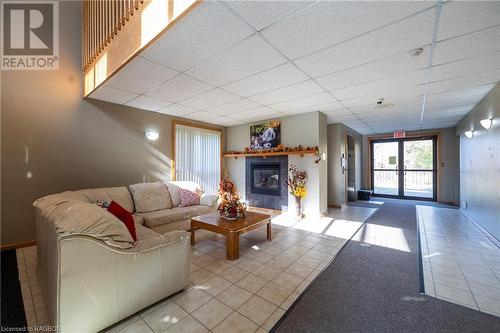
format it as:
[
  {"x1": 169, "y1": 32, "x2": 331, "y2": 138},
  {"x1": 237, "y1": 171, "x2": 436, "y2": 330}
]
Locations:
[{"x1": 358, "y1": 190, "x2": 373, "y2": 201}]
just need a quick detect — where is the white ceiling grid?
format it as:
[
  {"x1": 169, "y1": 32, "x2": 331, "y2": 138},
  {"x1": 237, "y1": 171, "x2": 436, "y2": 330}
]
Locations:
[{"x1": 88, "y1": 0, "x2": 500, "y2": 134}]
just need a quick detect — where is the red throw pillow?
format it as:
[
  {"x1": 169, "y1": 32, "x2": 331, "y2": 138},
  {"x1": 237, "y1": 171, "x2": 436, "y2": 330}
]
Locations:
[
  {"x1": 107, "y1": 201, "x2": 137, "y2": 241},
  {"x1": 178, "y1": 188, "x2": 200, "y2": 207}
]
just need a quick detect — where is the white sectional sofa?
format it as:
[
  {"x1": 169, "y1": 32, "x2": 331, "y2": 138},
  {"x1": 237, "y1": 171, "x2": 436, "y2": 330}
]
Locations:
[{"x1": 33, "y1": 181, "x2": 217, "y2": 332}]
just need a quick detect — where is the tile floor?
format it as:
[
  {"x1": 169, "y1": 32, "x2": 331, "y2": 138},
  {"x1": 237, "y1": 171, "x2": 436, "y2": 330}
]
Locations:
[
  {"x1": 418, "y1": 205, "x2": 500, "y2": 317},
  {"x1": 16, "y1": 206, "x2": 376, "y2": 333}
]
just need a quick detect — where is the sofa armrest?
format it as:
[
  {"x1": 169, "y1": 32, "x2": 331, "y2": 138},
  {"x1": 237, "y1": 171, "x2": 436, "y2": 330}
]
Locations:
[
  {"x1": 55, "y1": 230, "x2": 190, "y2": 331},
  {"x1": 200, "y1": 194, "x2": 218, "y2": 207},
  {"x1": 132, "y1": 230, "x2": 190, "y2": 252}
]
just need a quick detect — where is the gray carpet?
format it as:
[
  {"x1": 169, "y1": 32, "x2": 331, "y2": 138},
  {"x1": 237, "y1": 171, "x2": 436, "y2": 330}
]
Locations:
[{"x1": 273, "y1": 200, "x2": 500, "y2": 332}]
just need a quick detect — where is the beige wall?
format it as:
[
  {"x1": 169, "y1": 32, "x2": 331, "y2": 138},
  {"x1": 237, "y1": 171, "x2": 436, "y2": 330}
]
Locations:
[
  {"x1": 360, "y1": 127, "x2": 460, "y2": 205},
  {"x1": 327, "y1": 123, "x2": 363, "y2": 207},
  {"x1": 226, "y1": 112, "x2": 328, "y2": 216},
  {"x1": 0, "y1": 2, "x2": 223, "y2": 246},
  {"x1": 455, "y1": 84, "x2": 500, "y2": 241}
]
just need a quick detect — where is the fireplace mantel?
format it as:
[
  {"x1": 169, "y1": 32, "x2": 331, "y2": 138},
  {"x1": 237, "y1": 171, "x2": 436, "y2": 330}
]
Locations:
[{"x1": 224, "y1": 150, "x2": 317, "y2": 159}]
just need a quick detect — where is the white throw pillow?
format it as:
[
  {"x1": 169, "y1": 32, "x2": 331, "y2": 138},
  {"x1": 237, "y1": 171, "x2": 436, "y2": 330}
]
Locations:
[{"x1": 128, "y1": 182, "x2": 172, "y2": 213}]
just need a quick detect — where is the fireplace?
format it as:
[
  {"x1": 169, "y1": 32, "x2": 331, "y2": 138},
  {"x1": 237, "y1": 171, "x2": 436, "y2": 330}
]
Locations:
[
  {"x1": 250, "y1": 163, "x2": 281, "y2": 196},
  {"x1": 245, "y1": 156, "x2": 288, "y2": 210}
]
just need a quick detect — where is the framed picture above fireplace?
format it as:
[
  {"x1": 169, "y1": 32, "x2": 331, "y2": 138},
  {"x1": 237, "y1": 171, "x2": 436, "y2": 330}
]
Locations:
[{"x1": 250, "y1": 121, "x2": 281, "y2": 150}]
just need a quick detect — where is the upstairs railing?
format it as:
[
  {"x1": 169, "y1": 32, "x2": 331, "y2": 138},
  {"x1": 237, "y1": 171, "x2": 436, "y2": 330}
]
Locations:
[
  {"x1": 82, "y1": 0, "x2": 145, "y2": 71},
  {"x1": 83, "y1": 0, "x2": 199, "y2": 96}
]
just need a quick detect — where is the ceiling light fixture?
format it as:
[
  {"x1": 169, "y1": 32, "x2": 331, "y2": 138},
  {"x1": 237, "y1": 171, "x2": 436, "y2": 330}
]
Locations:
[
  {"x1": 464, "y1": 130, "x2": 474, "y2": 139},
  {"x1": 145, "y1": 131, "x2": 159, "y2": 141},
  {"x1": 408, "y1": 47, "x2": 424, "y2": 57},
  {"x1": 480, "y1": 118, "x2": 492, "y2": 130},
  {"x1": 374, "y1": 98, "x2": 394, "y2": 109}
]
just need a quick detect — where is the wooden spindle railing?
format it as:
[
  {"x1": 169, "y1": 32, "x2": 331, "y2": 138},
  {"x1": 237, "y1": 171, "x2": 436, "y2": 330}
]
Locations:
[
  {"x1": 82, "y1": 0, "x2": 145, "y2": 71},
  {"x1": 83, "y1": 0, "x2": 201, "y2": 96}
]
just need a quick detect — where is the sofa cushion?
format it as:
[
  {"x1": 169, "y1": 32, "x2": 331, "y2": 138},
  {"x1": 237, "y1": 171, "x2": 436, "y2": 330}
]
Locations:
[
  {"x1": 77, "y1": 187, "x2": 135, "y2": 213},
  {"x1": 129, "y1": 182, "x2": 172, "y2": 213},
  {"x1": 33, "y1": 196, "x2": 134, "y2": 249},
  {"x1": 133, "y1": 226, "x2": 189, "y2": 252},
  {"x1": 135, "y1": 223, "x2": 161, "y2": 241},
  {"x1": 136, "y1": 205, "x2": 213, "y2": 228},
  {"x1": 132, "y1": 214, "x2": 144, "y2": 225},
  {"x1": 167, "y1": 181, "x2": 204, "y2": 207}
]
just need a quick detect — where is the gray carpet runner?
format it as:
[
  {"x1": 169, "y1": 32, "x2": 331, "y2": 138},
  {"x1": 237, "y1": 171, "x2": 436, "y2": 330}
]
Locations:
[{"x1": 273, "y1": 200, "x2": 500, "y2": 332}]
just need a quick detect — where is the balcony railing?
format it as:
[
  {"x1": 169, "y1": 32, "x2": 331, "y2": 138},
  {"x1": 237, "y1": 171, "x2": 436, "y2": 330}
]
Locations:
[
  {"x1": 82, "y1": 0, "x2": 145, "y2": 71},
  {"x1": 83, "y1": 0, "x2": 199, "y2": 96},
  {"x1": 373, "y1": 170, "x2": 434, "y2": 198}
]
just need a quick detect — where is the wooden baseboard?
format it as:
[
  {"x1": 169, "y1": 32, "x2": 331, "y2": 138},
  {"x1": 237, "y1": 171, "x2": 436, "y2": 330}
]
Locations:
[
  {"x1": 328, "y1": 204, "x2": 342, "y2": 209},
  {"x1": 437, "y1": 201, "x2": 459, "y2": 207},
  {"x1": 1, "y1": 240, "x2": 36, "y2": 251}
]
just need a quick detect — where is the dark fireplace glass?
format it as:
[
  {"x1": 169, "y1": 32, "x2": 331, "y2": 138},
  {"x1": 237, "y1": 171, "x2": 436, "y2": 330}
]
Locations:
[{"x1": 251, "y1": 163, "x2": 280, "y2": 196}]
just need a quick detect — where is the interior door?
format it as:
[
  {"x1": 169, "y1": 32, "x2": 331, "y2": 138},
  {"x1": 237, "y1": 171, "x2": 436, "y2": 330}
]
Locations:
[{"x1": 371, "y1": 136, "x2": 437, "y2": 201}]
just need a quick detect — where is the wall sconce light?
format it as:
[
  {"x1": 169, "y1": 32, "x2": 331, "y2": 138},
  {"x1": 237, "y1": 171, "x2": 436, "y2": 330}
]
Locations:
[
  {"x1": 464, "y1": 130, "x2": 474, "y2": 139},
  {"x1": 145, "y1": 131, "x2": 159, "y2": 141},
  {"x1": 480, "y1": 118, "x2": 492, "y2": 130},
  {"x1": 321, "y1": 152, "x2": 327, "y2": 161}
]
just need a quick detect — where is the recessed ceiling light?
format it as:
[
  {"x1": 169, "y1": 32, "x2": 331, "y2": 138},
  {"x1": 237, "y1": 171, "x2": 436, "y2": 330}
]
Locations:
[
  {"x1": 408, "y1": 47, "x2": 424, "y2": 57},
  {"x1": 480, "y1": 118, "x2": 492, "y2": 130}
]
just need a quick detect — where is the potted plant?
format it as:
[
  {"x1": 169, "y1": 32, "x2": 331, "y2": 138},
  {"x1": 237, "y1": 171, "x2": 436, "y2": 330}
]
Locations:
[
  {"x1": 217, "y1": 178, "x2": 247, "y2": 219},
  {"x1": 287, "y1": 164, "x2": 308, "y2": 218}
]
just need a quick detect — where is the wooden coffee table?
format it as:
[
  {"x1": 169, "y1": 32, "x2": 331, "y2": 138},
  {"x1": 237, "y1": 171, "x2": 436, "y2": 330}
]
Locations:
[{"x1": 190, "y1": 211, "x2": 272, "y2": 260}]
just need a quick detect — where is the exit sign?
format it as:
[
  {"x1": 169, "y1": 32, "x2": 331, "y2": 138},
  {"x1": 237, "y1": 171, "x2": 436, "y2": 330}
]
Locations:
[{"x1": 394, "y1": 130, "x2": 406, "y2": 138}]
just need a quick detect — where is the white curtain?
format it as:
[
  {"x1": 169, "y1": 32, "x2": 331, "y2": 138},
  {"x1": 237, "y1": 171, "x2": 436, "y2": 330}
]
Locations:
[{"x1": 175, "y1": 125, "x2": 221, "y2": 194}]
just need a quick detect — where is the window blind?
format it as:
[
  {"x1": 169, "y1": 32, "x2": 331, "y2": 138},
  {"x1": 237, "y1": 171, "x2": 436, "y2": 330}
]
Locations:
[{"x1": 175, "y1": 124, "x2": 221, "y2": 194}]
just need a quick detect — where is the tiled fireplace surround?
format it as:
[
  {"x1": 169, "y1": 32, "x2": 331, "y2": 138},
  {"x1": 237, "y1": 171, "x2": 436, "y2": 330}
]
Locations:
[{"x1": 245, "y1": 156, "x2": 288, "y2": 211}]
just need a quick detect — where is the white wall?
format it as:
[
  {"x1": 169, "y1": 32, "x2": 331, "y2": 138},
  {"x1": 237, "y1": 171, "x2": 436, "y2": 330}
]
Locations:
[
  {"x1": 225, "y1": 112, "x2": 328, "y2": 216},
  {"x1": 456, "y1": 84, "x2": 500, "y2": 241}
]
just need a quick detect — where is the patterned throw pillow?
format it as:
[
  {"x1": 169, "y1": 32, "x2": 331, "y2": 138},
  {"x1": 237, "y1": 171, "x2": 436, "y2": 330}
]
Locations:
[{"x1": 178, "y1": 188, "x2": 200, "y2": 207}]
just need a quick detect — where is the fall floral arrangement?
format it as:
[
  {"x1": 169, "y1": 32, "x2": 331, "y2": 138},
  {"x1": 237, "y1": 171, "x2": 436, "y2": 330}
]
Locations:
[
  {"x1": 287, "y1": 164, "x2": 308, "y2": 217},
  {"x1": 217, "y1": 178, "x2": 247, "y2": 219}
]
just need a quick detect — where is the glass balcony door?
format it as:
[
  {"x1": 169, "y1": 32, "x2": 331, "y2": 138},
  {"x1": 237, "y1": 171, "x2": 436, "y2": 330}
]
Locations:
[
  {"x1": 371, "y1": 136, "x2": 437, "y2": 201},
  {"x1": 372, "y1": 140, "x2": 399, "y2": 196},
  {"x1": 403, "y1": 138, "x2": 436, "y2": 199}
]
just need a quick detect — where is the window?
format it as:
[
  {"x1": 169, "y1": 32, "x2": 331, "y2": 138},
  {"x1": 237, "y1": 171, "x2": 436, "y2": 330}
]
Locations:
[{"x1": 174, "y1": 122, "x2": 221, "y2": 194}]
